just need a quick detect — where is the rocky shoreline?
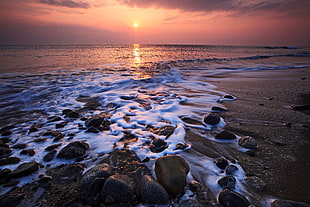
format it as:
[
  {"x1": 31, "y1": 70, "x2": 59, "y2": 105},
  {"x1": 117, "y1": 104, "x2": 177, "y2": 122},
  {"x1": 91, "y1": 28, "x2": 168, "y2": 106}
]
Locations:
[{"x1": 1, "y1": 69, "x2": 310, "y2": 207}]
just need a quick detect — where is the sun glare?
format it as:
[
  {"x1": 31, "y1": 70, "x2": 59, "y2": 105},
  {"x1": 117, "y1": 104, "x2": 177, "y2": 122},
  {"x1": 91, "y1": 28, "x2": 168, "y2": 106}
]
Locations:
[{"x1": 133, "y1": 23, "x2": 139, "y2": 28}]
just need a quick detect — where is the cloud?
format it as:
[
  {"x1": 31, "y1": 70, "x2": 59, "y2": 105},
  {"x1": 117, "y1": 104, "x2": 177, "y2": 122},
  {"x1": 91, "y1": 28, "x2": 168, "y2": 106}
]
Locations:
[
  {"x1": 116, "y1": 0, "x2": 310, "y2": 16},
  {"x1": 37, "y1": 0, "x2": 91, "y2": 9}
]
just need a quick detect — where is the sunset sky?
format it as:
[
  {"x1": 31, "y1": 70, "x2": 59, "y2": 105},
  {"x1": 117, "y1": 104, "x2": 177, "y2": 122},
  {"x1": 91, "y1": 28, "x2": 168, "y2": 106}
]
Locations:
[{"x1": 0, "y1": 0, "x2": 309, "y2": 46}]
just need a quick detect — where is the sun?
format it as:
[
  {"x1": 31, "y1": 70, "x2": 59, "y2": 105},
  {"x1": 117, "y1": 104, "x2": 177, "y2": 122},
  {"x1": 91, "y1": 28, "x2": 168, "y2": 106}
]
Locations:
[{"x1": 133, "y1": 23, "x2": 139, "y2": 28}]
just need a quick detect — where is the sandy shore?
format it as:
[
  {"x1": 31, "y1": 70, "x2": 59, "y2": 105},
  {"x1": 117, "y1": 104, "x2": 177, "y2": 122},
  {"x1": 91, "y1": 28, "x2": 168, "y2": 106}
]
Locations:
[{"x1": 204, "y1": 68, "x2": 310, "y2": 204}]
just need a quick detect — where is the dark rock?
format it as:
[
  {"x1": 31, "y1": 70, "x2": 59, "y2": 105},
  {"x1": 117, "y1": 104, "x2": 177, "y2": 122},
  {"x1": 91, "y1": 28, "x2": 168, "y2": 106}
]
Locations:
[
  {"x1": 45, "y1": 143, "x2": 62, "y2": 151},
  {"x1": 62, "y1": 109, "x2": 80, "y2": 118},
  {"x1": 43, "y1": 150, "x2": 57, "y2": 162},
  {"x1": 100, "y1": 174, "x2": 135, "y2": 203},
  {"x1": 0, "y1": 157, "x2": 21, "y2": 166},
  {"x1": 271, "y1": 199, "x2": 310, "y2": 207},
  {"x1": 0, "y1": 147, "x2": 11, "y2": 157},
  {"x1": 189, "y1": 180, "x2": 201, "y2": 192},
  {"x1": 245, "y1": 150, "x2": 256, "y2": 156},
  {"x1": 215, "y1": 131, "x2": 236, "y2": 140},
  {"x1": 218, "y1": 189, "x2": 250, "y2": 207},
  {"x1": 1, "y1": 130, "x2": 12, "y2": 136},
  {"x1": 150, "y1": 138, "x2": 167, "y2": 153},
  {"x1": 56, "y1": 122, "x2": 68, "y2": 129},
  {"x1": 175, "y1": 143, "x2": 190, "y2": 150},
  {"x1": 155, "y1": 155, "x2": 189, "y2": 195},
  {"x1": 214, "y1": 157, "x2": 229, "y2": 170},
  {"x1": 225, "y1": 165, "x2": 238, "y2": 175},
  {"x1": 179, "y1": 199, "x2": 203, "y2": 207},
  {"x1": 76, "y1": 96, "x2": 102, "y2": 111},
  {"x1": 147, "y1": 125, "x2": 176, "y2": 138},
  {"x1": 0, "y1": 189, "x2": 26, "y2": 207},
  {"x1": 291, "y1": 105, "x2": 310, "y2": 111},
  {"x1": 86, "y1": 177, "x2": 106, "y2": 206},
  {"x1": 79, "y1": 163, "x2": 112, "y2": 189},
  {"x1": 85, "y1": 115, "x2": 110, "y2": 130},
  {"x1": 47, "y1": 116, "x2": 62, "y2": 122},
  {"x1": 0, "y1": 168, "x2": 11, "y2": 178},
  {"x1": 244, "y1": 176, "x2": 266, "y2": 192},
  {"x1": 42, "y1": 130, "x2": 64, "y2": 141},
  {"x1": 223, "y1": 94, "x2": 236, "y2": 100},
  {"x1": 57, "y1": 141, "x2": 89, "y2": 159},
  {"x1": 11, "y1": 143, "x2": 28, "y2": 149},
  {"x1": 33, "y1": 137, "x2": 47, "y2": 143},
  {"x1": 203, "y1": 113, "x2": 221, "y2": 125},
  {"x1": 238, "y1": 136, "x2": 258, "y2": 150},
  {"x1": 137, "y1": 175, "x2": 169, "y2": 205},
  {"x1": 20, "y1": 149, "x2": 35, "y2": 156},
  {"x1": 29, "y1": 125, "x2": 39, "y2": 133},
  {"x1": 218, "y1": 175, "x2": 236, "y2": 190},
  {"x1": 85, "y1": 126, "x2": 100, "y2": 133},
  {"x1": 212, "y1": 106, "x2": 228, "y2": 112},
  {"x1": 120, "y1": 94, "x2": 137, "y2": 100},
  {"x1": 8, "y1": 161, "x2": 40, "y2": 178},
  {"x1": 3, "y1": 180, "x2": 19, "y2": 187}
]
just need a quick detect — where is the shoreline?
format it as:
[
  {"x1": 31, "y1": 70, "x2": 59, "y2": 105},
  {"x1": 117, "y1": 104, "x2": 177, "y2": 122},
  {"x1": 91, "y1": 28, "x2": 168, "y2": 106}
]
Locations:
[{"x1": 203, "y1": 68, "x2": 310, "y2": 203}]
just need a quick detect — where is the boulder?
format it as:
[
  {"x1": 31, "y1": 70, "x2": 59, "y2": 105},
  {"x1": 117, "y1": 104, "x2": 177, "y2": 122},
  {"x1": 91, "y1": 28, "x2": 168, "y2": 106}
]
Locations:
[
  {"x1": 215, "y1": 131, "x2": 236, "y2": 140},
  {"x1": 57, "y1": 141, "x2": 89, "y2": 159},
  {"x1": 203, "y1": 113, "x2": 221, "y2": 125},
  {"x1": 244, "y1": 176, "x2": 266, "y2": 192},
  {"x1": 238, "y1": 136, "x2": 258, "y2": 150},
  {"x1": 218, "y1": 189, "x2": 250, "y2": 207},
  {"x1": 100, "y1": 174, "x2": 135, "y2": 203},
  {"x1": 8, "y1": 161, "x2": 40, "y2": 178},
  {"x1": 155, "y1": 155, "x2": 189, "y2": 195},
  {"x1": 137, "y1": 175, "x2": 169, "y2": 205},
  {"x1": 218, "y1": 175, "x2": 236, "y2": 190},
  {"x1": 271, "y1": 199, "x2": 310, "y2": 207},
  {"x1": 79, "y1": 163, "x2": 112, "y2": 189}
]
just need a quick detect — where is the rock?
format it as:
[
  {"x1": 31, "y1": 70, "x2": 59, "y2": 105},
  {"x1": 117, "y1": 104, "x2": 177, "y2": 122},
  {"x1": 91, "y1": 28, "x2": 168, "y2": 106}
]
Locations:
[
  {"x1": 189, "y1": 180, "x2": 201, "y2": 192},
  {"x1": 150, "y1": 138, "x2": 167, "y2": 153},
  {"x1": 100, "y1": 174, "x2": 135, "y2": 203},
  {"x1": 0, "y1": 157, "x2": 21, "y2": 166},
  {"x1": 57, "y1": 141, "x2": 89, "y2": 159},
  {"x1": 43, "y1": 150, "x2": 57, "y2": 162},
  {"x1": 29, "y1": 125, "x2": 39, "y2": 133},
  {"x1": 86, "y1": 177, "x2": 106, "y2": 206},
  {"x1": 215, "y1": 131, "x2": 236, "y2": 140},
  {"x1": 45, "y1": 143, "x2": 62, "y2": 151},
  {"x1": 8, "y1": 161, "x2": 40, "y2": 178},
  {"x1": 218, "y1": 189, "x2": 250, "y2": 207},
  {"x1": 47, "y1": 116, "x2": 62, "y2": 122},
  {"x1": 20, "y1": 149, "x2": 36, "y2": 156},
  {"x1": 0, "y1": 189, "x2": 26, "y2": 207},
  {"x1": 225, "y1": 165, "x2": 238, "y2": 175},
  {"x1": 137, "y1": 175, "x2": 169, "y2": 205},
  {"x1": 238, "y1": 136, "x2": 258, "y2": 150},
  {"x1": 147, "y1": 125, "x2": 176, "y2": 138},
  {"x1": 155, "y1": 155, "x2": 189, "y2": 195},
  {"x1": 55, "y1": 122, "x2": 68, "y2": 129},
  {"x1": 244, "y1": 176, "x2": 266, "y2": 192},
  {"x1": 79, "y1": 163, "x2": 112, "y2": 189},
  {"x1": 218, "y1": 175, "x2": 236, "y2": 190},
  {"x1": 33, "y1": 137, "x2": 47, "y2": 143},
  {"x1": 291, "y1": 105, "x2": 310, "y2": 111},
  {"x1": 85, "y1": 126, "x2": 100, "y2": 133},
  {"x1": 214, "y1": 157, "x2": 229, "y2": 170},
  {"x1": 0, "y1": 147, "x2": 11, "y2": 157},
  {"x1": 203, "y1": 113, "x2": 221, "y2": 125},
  {"x1": 0, "y1": 168, "x2": 11, "y2": 178},
  {"x1": 175, "y1": 143, "x2": 190, "y2": 150},
  {"x1": 62, "y1": 109, "x2": 80, "y2": 118},
  {"x1": 212, "y1": 106, "x2": 228, "y2": 112},
  {"x1": 271, "y1": 199, "x2": 310, "y2": 207},
  {"x1": 42, "y1": 130, "x2": 64, "y2": 141},
  {"x1": 179, "y1": 199, "x2": 203, "y2": 207},
  {"x1": 11, "y1": 144, "x2": 28, "y2": 149},
  {"x1": 223, "y1": 94, "x2": 236, "y2": 100}
]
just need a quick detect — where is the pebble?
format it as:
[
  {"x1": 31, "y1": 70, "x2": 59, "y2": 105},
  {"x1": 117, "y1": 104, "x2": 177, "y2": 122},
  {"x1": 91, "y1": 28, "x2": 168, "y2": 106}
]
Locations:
[
  {"x1": 218, "y1": 175, "x2": 236, "y2": 190},
  {"x1": 238, "y1": 136, "x2": 258, "y2": 150},
  {"x1": 57, "y1": 141, "x2": 89, "y2": 159},
  {"x1": 214, "y1": 157, "x2": 229, "y2": 170},
  {"x1": 203, "y1": 113, "x2": 221, "y2": 125},
  {"x1": 43, "y1": 150, "x2": 57, "y2": 162},
  {"x1": 218, "y1": 189, "x2": 250, "y2": 207},
  {"x1": 215, "y1": 131, "x2": 236, "y2": 140},
  {"x1": 150, "y1": 138, "x2": 167, "y2": 153},
  {"x1": 225, "y1": 165, "x2": 238, "y2": 175}
]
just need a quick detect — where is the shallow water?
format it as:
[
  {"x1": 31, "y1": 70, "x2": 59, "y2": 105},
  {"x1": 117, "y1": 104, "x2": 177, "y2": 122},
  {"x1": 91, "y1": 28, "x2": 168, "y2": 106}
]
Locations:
[{"x1": 0, "y1": 44, "x2": 310, "y2": 203}]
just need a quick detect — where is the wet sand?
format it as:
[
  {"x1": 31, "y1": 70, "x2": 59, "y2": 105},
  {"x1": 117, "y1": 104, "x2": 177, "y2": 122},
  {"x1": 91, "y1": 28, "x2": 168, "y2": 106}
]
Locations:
[{"x1": 195, "y1": 68, "x2": 310, "y2": 204}]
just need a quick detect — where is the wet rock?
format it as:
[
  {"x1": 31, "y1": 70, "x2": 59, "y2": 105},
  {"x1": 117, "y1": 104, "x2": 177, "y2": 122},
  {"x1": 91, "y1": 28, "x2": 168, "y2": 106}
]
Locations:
[
  {"x1": 189, "y1": 180, "x2": 201, "y2": 192},
  {"x1": 137, "y1": 175, "x2": 169, "y2": 205},
  {"x1": 85, "y1": 115, "x2": 110, "y2": 130},
  {"x1": 20, "y1": 148, "x2": 35, "y2": 156},
  {"x1": 223, "y1": 94, "x2": 236, "y2": 100},
  {"x1": 79, "y1": 163, "x2": 112, "y2": 189},
  {"x1": 244, "y1": 176, "x2": 266, "y2": 192},
  {"x1": 62, "y1": 109, "x2": 80, "y2": 118},
  {"x1": 57, "y1": 141, "x2": 89, "y2": 159},
  {"x1": 155, "y1": 155, "x2": 189, "y2": 195},
  {"x1": 147, "y1": 125, "x2": 176, "y2": 138},
  {"x1": 203, "y1": 113, "x2": 221, "y2": 125},
  {"x1": 0, "y1": 168, "x2": 11, "y2": 179},
  {"x1": 1, "y1": 130, "x2": 12, "y2": 136},
  {"x1": 47, "y1": 116, "x2": 62, "y2": 122},
  {"x1": 43, "y1": 150, "x2": 57, "y2": 162},
  {"x1": 29, "y1": 125, "x2": 39, "y2": 133},
  {"x1": 179, "y1": 199, "x2": 203, "y2": 207},
  {"x1": 120, "y1": 94, "x2": 137, "y2": 100},
  {"x1": 215, "y1": 131, "x2": 236, "y2": 140},
  {"x1": 0, "y1": 189, "x2": 26, "y2": 207},
  {"x1": 0, "y1": 126, "x2": 14, "y2": 136},
  {"x1": 225, "y1": 165, "x2": 238, "y2": 175},
  {"x1": 42, "y1": 130, "x2": 64, "y2": 142},
  {"x1": 11, "y1": 143, "x2": 28, "y2": 149},
  {"x1": 150, "y1": 138, "x2": 167, "y2": 153},
  {"x1": 100, "y1": 174, "x2": 135, "y2": 203},
  {"x1": 0, "y1": 157, "x2": 21, "y2": 166},
  {"x1": 86, "y1": 177, "x2": 106, "y2": 206},
  {"x1": 238, "y1": 136, "x2": 258, "y2": 150},
  {"x1": 175, "y1": 142, "x2": 190, "y2": 150},
  {"x1": 3, "y1": 180, "x2": 19, "y2": 187},
  {"x1": 56, "y1": 121, "x2": 68, "y2": 129},
  {"x1": 218, "y1": 189, "x2": 250, "y2": 207},
  {"x1": 214, "y1": 157, "x2": 229, "y2": 170},
  {"x1": 45, "y1": 143, "x2": 62, "y2": 151},
  {"x1": 0, "y1": 147, "x2": 11, "y2": 157},
  {"x1": 33, "y1": 137, "x2": 47, "y2": 143},
  {"x1": 271, "y1": 199, "x2": 310, "y2": 207},
  {"x1": 212, "y1": 106, "x2": 228, "y2": 112},
  {"x1": 85, "y1": 126, "x2": 100, "y2": 133},
  {"x1": 8, "y1": 161, "x2": 40, "y2": 178},
  {"x1": 218, "y1": 175, "x2": 236, "y2": 190}
]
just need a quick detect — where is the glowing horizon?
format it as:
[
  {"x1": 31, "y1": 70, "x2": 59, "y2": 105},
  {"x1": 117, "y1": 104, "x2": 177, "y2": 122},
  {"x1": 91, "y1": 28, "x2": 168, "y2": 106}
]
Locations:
[{"x1": 0, "y1": 0, "x2": 309, "y2": 46}]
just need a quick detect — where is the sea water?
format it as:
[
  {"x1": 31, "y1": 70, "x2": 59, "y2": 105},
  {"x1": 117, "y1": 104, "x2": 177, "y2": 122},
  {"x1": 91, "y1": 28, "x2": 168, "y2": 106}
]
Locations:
[{"x1": 0, "y1": 44, "x2": 309, "y2": 201}]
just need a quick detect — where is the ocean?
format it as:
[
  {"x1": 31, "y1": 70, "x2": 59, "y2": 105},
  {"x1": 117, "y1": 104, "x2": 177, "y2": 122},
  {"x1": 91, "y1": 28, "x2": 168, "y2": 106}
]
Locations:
[{"x1": 0, "y1": 44, "x2": 310, "y2": 201}]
